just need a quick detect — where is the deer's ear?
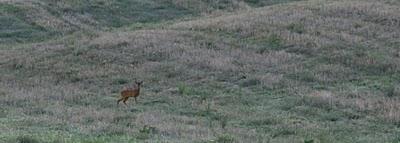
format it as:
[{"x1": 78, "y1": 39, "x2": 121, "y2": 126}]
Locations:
[{"x1": 135, "y1": 80, "x2": 142, "y2": 85}]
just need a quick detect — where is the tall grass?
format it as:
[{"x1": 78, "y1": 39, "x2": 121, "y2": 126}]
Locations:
[{"x1": 1, "y1": 0, "x2": 400, "y2": 142}]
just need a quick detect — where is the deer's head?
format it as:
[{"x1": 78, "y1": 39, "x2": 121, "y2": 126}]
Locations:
[{"x1": 135, "y1": 80, "x2": 143, "y2": 87}]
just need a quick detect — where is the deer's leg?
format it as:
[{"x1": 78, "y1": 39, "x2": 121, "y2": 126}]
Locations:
[
  {"x1": 134, "y1": 97, "x2": 137, "y2": 103},
  {"x1": 123, "y1": 97, "x2": 129, "y2": 105},
  {"x1": 117, "y1": 97, "x2": 124, "y2": 104}
]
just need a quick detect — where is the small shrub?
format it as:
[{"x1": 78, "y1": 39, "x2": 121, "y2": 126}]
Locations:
[
  {"x1": 246, "y1": 118, "x2": 280, "y2": 127},
  {"x1": 216, "y1": 134, "x2": 235, "y2": 143},
  {"x1": 146, "y1": 51, "x2": 169, "y2": 62},
  {"x1": 287, "y1": 71, "x2": 316, "y2": 83},
  {"x1": 0, "y1": 109, "x2": 6, "y2": 118},
  {"x1": 219, "y1": 116, "x2": 228, "y2": 129},
  {"x1": 114, "y1": 78, "x2": 129, "y2": 85},
  {"x1": 344, "y1": 110, "x2": 363, "y2": 120},
  {"x1": 386, "y1": 85, "x2": 399, "y2": 97},
  {"x1": 139, "y1": 125, "x2": 157, "y2": 134},
  {"x1": 287, "y1": 23, "x2": 305, "y2": 34},
  {"x1": 16, "y1": 136, "x2": 39, "y2": 143},
  {"x1": 387, "y1": 86, "x2": 395, "y2": 97},
  {"x1": 24, "y1": 107, "x2": 53, "y2": 116},
  {"x1": 83, "y1": 116, "x2": 95, "y2": 124},
  {"x1": 197, "y1": 102, "x2": 217, "y2": 119},
  {"x1": 240, "y1": 78, "x2": 261, "y2": 87},
  {"x1": 304, "y1": 139, "x2": 314, "y2": 143},
  {"x1": 72, "y1": 48, "x2": 88, "y2": 56},
  {"x1": 112, "y1": 115, "x2": 133, "y2": 124},
  {"x1": 321, "y1": 111, "x2": 341, "y2": 122},
  {"x1": 137, "y1": 125, "x2": 157, "y2": 140},
  {"x1": 301, "y1": 96, "x2": 334, "y2": 110},
  {"x1": 177, "y1": 83, "x2": 190, "y2": 95},
  {"x1": 256, "y1": 34, "x2": 284, "y2": 53},
  {"x1": 107, "y1": 126, "x2": 126, "y2": 136},
  {"x1": 266, "y1": 34, "x2": 283, "y2": 46},
  {"x1": 285, "y1": 44, "x2": 316, "y2": 55},
  {"x1": 272, "y1": 128, "x2": 295, "y2": 137}
]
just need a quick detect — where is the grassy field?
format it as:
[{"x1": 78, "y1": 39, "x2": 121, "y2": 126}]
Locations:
[{"x1": 1, "y1": 0, "x2": 400, "y2": 142}]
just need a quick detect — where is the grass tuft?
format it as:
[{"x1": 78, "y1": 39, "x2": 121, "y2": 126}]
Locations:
[{"x1": 16, "y1": 136, "x2": 40, "y2": 143}]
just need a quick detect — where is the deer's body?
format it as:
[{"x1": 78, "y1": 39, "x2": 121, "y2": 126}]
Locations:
[{"x1": 118, "y1": 81, "x2": 143, "y2": 105}]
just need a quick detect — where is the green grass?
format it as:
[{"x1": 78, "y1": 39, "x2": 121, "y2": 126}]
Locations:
[
  {"x1": 63, "y1": 0, "x2": 193, "y2": 27},
  {"x1": 0, "y1": 4, "x2": 53, "y2": 44},
  {"x1": 0, "y1": 0, "x2": 307, "y2": 45},
  {"x1": 1, "y1": 0, "x2": 400, "y2": 142}
]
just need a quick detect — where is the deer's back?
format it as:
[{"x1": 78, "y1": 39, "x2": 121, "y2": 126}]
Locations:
[{"x1": 121, "y1": 88, "x2": 139, "y2": 97}]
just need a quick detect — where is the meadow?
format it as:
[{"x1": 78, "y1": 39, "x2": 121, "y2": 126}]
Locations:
[{"x1": 1, "y1": 0, "x2": 400, "y2": 142}]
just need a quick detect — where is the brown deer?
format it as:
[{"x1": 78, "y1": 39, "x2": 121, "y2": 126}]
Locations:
[{"x1": 117, "y1": 80, "x2": 143, "y2": 105}]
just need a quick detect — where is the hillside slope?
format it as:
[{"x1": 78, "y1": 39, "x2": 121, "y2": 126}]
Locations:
[
  {"x1": 0, "y1": 0, "x2": 303, "y2": 44},
  {"x1": 1, "y1": 0, "x2": 400, "y2": 142}
]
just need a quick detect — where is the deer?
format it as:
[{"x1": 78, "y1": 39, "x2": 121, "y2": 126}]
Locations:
[{"x1": 117, "y1": 80, "x2": 143, "y2": 105}]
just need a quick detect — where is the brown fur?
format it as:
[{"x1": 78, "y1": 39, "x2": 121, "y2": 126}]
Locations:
[{"x1": 117, "y1": 81, "x2": 143, "y2": 105}]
